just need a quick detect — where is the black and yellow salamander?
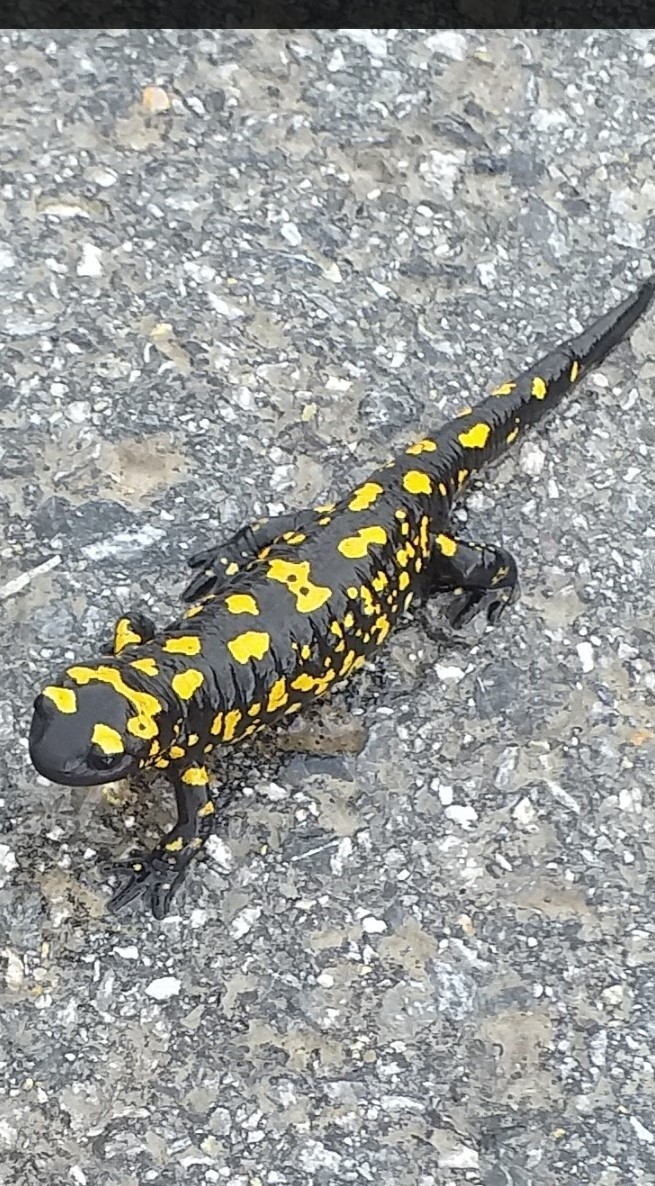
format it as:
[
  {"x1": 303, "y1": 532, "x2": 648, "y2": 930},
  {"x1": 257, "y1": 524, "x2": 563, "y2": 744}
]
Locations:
[{"x1": 29, "y1": 279, "x2": 654, "y2": 918}]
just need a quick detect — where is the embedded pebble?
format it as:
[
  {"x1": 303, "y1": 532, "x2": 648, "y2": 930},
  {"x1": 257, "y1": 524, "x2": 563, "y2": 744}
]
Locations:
[
  {"x1": 0, "y1": 244, "x2": 16, "y2": 270},
  {"x1": 230, "y1": 907, "x2": 261, "y2": 939},
  {"x1": 77, "y1": 243, "x2": 103, "y2": 277},
  {"x1": 145, "y1": 976, "x2": 181, "y2": 1001},
  {"x1": 520, "y1": 442, "x2": 546, "y2": 476},
  {"x1": 630, "y1": 1116, "x2": 654, "y2": 1144},
  {"x1": 576, "y1": 641, "x2": 595, "y2": 673},
  {"x1": 424, "y1": 31, "x2": 467, "y2": 59},
  {"x1": 361, "y1": 915, "x2": 387, "y2": 935},
  {"x1": 205, "y1": 836, "x2": 234, "y2": 871},
  {"x1": 444, "y1": 804, "x2": 478, "y2": 829},
  {"x1": 280, "y1": 221, "x2": 302, "y2": 247},
  {"x1": 0, "y1": 845, "x2": 18, "y2": 874},
  {"x1": 618, "y1": 785, "x2": 643, "y2": 814},
  {"x1": 141, "y1": 85, "x2": 170, "y2": 113},
  {"x1": 513, "y1": 797, "x2": 537, "y2": 826}
]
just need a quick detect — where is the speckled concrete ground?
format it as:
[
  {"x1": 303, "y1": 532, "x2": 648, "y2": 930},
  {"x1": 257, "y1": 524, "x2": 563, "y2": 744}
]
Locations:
[{"x1": 1, "y1": 27, "x2": 655, "y2": 1186}]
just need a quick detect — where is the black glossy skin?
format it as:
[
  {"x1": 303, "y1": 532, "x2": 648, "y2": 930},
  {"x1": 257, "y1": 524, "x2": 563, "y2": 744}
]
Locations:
[{"x1": 29, "y1": 279, "x2": 655, "y2": 917}]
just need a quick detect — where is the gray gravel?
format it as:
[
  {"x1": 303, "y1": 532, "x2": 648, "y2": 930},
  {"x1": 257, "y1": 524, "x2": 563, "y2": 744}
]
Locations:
[{"x1": 1, "y1": 28, "x2": 655, "y2": 1186}]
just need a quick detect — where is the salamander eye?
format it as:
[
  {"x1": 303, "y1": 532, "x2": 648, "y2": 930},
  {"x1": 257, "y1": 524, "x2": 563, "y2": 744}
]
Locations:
[{"x1": 88, "y1": 751, "x2": 125, "y2": 772}]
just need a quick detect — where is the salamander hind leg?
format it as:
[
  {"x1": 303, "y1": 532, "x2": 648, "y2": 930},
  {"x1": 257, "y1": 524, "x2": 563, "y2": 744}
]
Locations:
[
  {"x1": 183, "y1": 508, "x2": 324, "y2": 602},
  {"x1": 423, "y1": 534, "x2": 520, "y2": 629},
  {"x1": 108, "y1": 763, "x2": 216, "y2": 919}
]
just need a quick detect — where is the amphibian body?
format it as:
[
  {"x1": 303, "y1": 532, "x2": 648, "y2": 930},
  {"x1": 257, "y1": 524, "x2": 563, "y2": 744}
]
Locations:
[{"x1": 29, "y1": 279, "x2": 654, "y2": 917}]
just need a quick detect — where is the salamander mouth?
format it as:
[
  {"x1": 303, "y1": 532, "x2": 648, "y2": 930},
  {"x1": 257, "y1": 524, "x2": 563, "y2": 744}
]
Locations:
[{"x1": 29, "y1": 742, "x2": 137, "y2": 788}]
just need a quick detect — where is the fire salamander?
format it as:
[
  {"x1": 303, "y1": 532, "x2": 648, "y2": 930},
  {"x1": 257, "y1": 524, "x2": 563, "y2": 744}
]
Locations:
[{"x1": 29, "y1": 279, "x2": 654, "y2": 918}]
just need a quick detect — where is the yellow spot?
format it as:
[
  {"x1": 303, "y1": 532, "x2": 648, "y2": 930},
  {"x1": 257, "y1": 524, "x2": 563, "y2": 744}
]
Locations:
[
  {"x1": 43, "y1": 686, "x2": 77, "y2": 714},
  {"x1": 402, "y1": 470, "x2": 433, "y2": 496},
  {"x1": 171, "y1": 669, "x2": 204, "y2": 700},
  {"x1": 286, "y1": 703, "x2": 303, "y2": 714},
  {"x1": 91, "y1": 723, "x2": 124, "y2": 755},
  {"x1": 374, "y1": 616, "x2": 391, "y2": 643},
  {"x1": 169, "y1": 745, "x2": 186, "y2": 759},
  {"x1": 360, "y1": 585, "x2": 377, "y2": 613},
  {"x1": 210, "y1": 712, "x2": 223, "y2": 736},
  {"x1": 396, "y1": 548, "x2": 408, "y2": 568},
  {"x1": 248, "y1": 702, "x2": 261, "y2": 717},
  {"x1": 458, "y1": 423, "x2": 491, "y2": 449},
  {"x1": 395, "y1": 508, "x2": 407, "y2": 520},
  {"x1": 188, "y1": 733, "x2": 199, "y2": 745},
  {"x1": 223, "y1": 709, "x2": 242, "y2": 742},
  {"x1": 506, "y1": 427, "x2": 519, "y2": 445},
  {"x1": 165, "y1": 836, "x2": 184, "y2": 852},
  {"x1": 418, "y1": 517, "x2": 430, "y2": 554},
  {"x1": 344, "y1": 611, "x2": 355, "y2": 629},
  {"x1": 282, "y1": 531, "x2": 306, "y2": 544},
  {"x1": 114, "y1": 618, "x2": 142, "y2": 653},
  {"x1": 183, "y1": 604, "x2": 204, "y2": 619},
  {"x1": 372, "y1": 570, "x2": 388, "y2": 592},
  {"x1": 318, "y1": 516, "x2": 332, "y2": 526},
  {"x1": 438, "y1": 482, "x2": 448, "y2": 497},
  {"x1": 458, "y1": 469, "x2": 469, "y2": 487},
  {"x1": 149, "y1": 739, "x2": 160, "y2": 757},
  {"x1": 267, "y1": 677, "x2": 289, "y2": 713},
  {"x1": 225, "y1": 561, "x2": 239, "y2": 575},
  {"x1": 492, "y1": 381, "x2": 515, "y2": 396},
  {"x1": 181, "y1": 766, "x2": 209, "y2": 786},
  {"x1": 67, "y1": 664, "x2": 162, "y2": 741},
  {"x1": 292, "y1": 673, "x2": 317, "y2": 692},
  {"x1": 347, "y1": 586, "x2": 358, "y2": 599},
  {"x1": 531, "y1": 376, "x2": 547, "y2": 399},
  {"x1": 405, "y1": 592, "x2": 414, "y2": 610},
  {"x1": 267, "y1": 558, "x2": 332, "y2": 614},
  {"x1": 227, "y1": 630, "x2": 271, "y2": 664},
  {"x1": 198, "y1": 800, "x2": 215, "y2": 817},
  {"x1": 163, "y1": 635, "x2": 201, "y2": 656},
  {"x1": 398, "y1": 572, "x2": 411, "y2": 592},
  {"x1": 340, "y1": 651, "x2": 357, "y2": 676},
  {"x1": 301, "y1": 644, "x2": 312, "y2": 659},
  {"x1": 204, "y1": 744, "x2": 213, "y2": 754},
  {"x1": 225, "y1": 593, "x2": 260, "y2": 616},
  {"x1": 406, "y1": 439, "x2": 437, "y2": 455},
  {"x1": 338, "y1": 525, "x2": 388, "y2": 559},
  {"x1": 351, "y1": 656, "x2": 366, "y2": 672},
  {"x1": 437, "y1": 534, "x2": 458, "y2": 558},
  {"x1": 330, "y1": 620, "x2": 343, "y2": 637},
  {"x1": 456, "y1": 405, "x2": 472, "y2": 417},
  {"x1": 130, "y1": 657, "x2": 159, "y2": 677},
  {"x1": 292, "y1": 670, "x2": 335, "y2": 697},
  {"x1": 348, "y1": 482, "x2": 383, "y2": 511},
  {"x1": 154, "y1": 757, "x2": 169, "y2": 769},
  {"x1": 315, "y1": 502, "x2": 336, "y2": 514},
  {"x1": 570, "y1": 360, "x2": 579, "y2": 382}
]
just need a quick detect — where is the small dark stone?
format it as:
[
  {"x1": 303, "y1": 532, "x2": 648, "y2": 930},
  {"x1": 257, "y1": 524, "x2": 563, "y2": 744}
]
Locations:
[{"x1": 473, "y1": 154, "x2": 507, "y2": 176}]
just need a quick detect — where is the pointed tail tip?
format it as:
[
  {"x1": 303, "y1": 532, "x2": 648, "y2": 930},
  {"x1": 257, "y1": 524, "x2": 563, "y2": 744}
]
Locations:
[{"x1": 638, "y1": 274, "x2": 655, "y2": 305}]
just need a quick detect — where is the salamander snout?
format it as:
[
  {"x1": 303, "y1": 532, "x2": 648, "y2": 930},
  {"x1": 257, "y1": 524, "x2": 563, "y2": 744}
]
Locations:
[{"x1": 29, "y1": 682, "x2": 140, "y2": 788}]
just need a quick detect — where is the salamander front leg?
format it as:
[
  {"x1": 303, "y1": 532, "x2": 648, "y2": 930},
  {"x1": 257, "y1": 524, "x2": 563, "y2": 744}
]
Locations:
[
  {"x1": 183, "y1": 507, "x2": 327, "y2": 602},
  {"x1": 422, "y1": 534, "x2": 520, "y2": 629},
  {"x1": 108, "y1": 764, "x2": 215, "y2": 919},
  {"x1": 101, "y1": 611, "x2": 158, "y2": 656}
]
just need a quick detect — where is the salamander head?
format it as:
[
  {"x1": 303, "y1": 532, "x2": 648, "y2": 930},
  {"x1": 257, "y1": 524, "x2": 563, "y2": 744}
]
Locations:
[{"x1": 29, "y1": 675, "x2": 149, "y2": 787}]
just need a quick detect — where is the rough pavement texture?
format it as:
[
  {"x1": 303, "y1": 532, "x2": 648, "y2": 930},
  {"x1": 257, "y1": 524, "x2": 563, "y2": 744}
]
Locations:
[{"x1": 1, "y1": 27, "x2": 655, "y2": 1186}]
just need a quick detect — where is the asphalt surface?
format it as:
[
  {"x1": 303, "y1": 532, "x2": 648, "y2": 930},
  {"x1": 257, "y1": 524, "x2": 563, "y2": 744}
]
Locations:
[{"x1": 1, "y1": 28, "x2": 655, "y2": 1186}]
